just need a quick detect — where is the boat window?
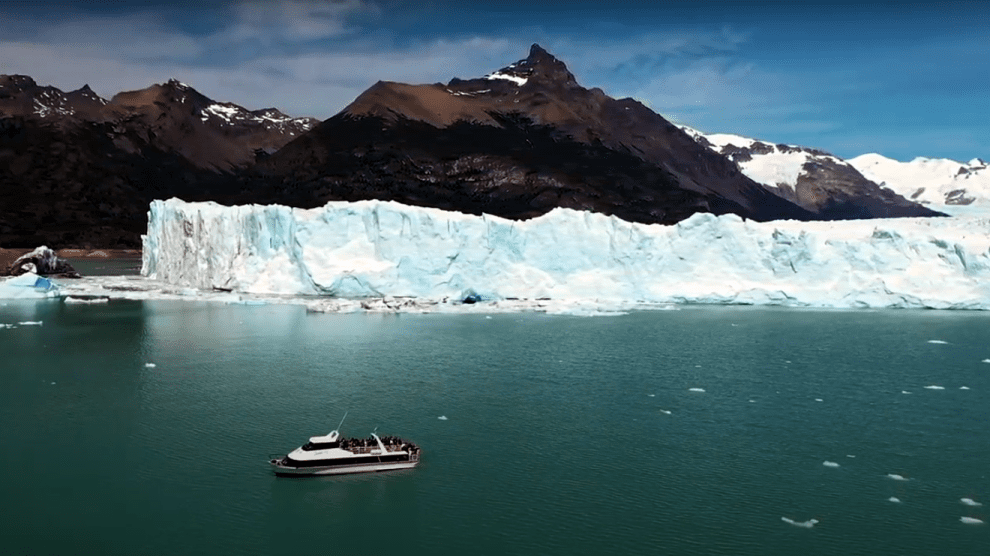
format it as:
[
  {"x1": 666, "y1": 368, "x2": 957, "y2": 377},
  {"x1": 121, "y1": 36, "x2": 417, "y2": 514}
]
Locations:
[{"x1": 301, "y1": 441, "x2": 340, "y2": 451}]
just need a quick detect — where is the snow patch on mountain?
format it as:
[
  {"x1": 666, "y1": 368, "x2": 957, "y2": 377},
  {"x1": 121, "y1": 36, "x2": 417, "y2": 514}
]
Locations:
[
  {"x1": 849, "y1": 154, "x2": 990, "y2": 215},
  {"x1": 201, "y1": 103, "x2": 241, "y2": 124},
  {"x1": 142, "y1": 198, "x2": 990, "y2": 310},
  {"x1": 681, "y1": 126, "x2": 842, "y2": 190},
  {"x1": 31, "y1": 90, "x2": 75, "y2": 118},
  {"x1": 196, "y1": 102, "x2": 315, "y2": 134},
  {"x1": 486, "y1": 71, "x2": 528, "y2": 86}
]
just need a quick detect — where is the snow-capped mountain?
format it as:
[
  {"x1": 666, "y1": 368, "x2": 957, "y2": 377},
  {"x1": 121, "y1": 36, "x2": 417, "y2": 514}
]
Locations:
[
  {"x1": 849, "y1": 154, "x2": 990, "y2": 215},
  {"x1": 0, "y1": 75, "x2": 108, "y2": 120},
  {"x1": 0, "y1": 75, "x2": 317, "y2": 247},
  {"x1": 680, "y1": 127, "x2": 943, "y2": 219},
  {"x1": 260, "y1": 44, "x2": 815, "y2": 226},
  {"x1": 1, "y1": 76, "x2": 318, "y2": 171}
]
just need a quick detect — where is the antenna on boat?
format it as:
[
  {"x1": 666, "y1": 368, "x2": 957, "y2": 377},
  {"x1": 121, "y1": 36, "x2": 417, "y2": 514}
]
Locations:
[{"x1": 336, "y1": 411, "x2": 348, "y2": 432}]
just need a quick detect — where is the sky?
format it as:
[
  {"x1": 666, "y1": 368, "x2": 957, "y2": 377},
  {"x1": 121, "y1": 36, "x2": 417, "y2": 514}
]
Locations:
[{"x1": 1, "y1": 0, "x2": 987, "y2": 162}]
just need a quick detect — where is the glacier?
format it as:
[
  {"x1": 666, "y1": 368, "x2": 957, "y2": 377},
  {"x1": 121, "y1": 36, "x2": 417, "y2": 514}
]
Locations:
[{"x1": 139, "y1": 198, "x2": 990, "y2": 311}]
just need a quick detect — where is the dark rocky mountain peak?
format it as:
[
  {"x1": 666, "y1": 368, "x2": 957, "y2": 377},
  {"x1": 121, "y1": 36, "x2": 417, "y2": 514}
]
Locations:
[
  {"x1": 65, "y1": 83, "x2": 108, "y2": 109},
  {"x1": 480, "y1": 43, "x2": 578, "y2": 89},
  {"x1": 109, "y1": 79, "x2": 213, "y2": 112},
  {"x1": 0, "y1": 74, "x2": 38, "y2": 93}
]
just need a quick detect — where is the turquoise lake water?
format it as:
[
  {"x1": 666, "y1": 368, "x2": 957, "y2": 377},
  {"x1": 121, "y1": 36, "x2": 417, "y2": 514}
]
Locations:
[{"x1": 1, "y1": 300, "x2": 988, "y2": 555}]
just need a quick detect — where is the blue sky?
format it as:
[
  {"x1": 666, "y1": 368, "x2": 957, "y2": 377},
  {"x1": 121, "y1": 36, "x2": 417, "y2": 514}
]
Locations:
[{"x1": 1, "y1": 0, "x2": 987, "y2": 162}]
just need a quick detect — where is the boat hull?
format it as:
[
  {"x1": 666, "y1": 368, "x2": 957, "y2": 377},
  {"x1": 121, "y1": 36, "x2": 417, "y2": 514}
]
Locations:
[{"x1": 270, "y1": 459, "x2": 419, "y2": 476}]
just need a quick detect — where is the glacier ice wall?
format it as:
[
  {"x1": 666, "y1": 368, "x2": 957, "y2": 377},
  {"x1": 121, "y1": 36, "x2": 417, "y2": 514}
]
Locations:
[{"x1": 142, "y1": 198, "x2": 990, "y2": 309}]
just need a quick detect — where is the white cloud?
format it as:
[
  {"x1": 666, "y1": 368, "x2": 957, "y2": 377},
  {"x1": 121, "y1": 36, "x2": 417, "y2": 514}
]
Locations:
[{"x1": 212, "y1": 0, "x2": 380, "y2": 45}]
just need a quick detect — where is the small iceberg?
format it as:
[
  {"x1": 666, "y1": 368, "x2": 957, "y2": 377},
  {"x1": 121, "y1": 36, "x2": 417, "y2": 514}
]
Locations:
[
  {"x1": 960, "y1": 386, "x2": 970, "y2": 390},
  {"x1": 901, "y1": 391, "x2": 912, "y2": 394},
  {"x1": 927, "y1": 340, "x2": 949, "y2": 344},
  {"x1": 823, "y1": 461, "x2": 840, "y2": 468},
  {"x1": 887, "y1": 474, "x2": 909, "y2": 481},
  {"x1": 18, "y1": 321, "x2": 42, "y2": 326},
  {"x1": 961, "y1": 498, "x2": 982, "y2": 507},
  {"x1": 437, "y1": 415, "x2": 448, "y2": 421},
  {"x1": 0, "y1": 272, "x2": 59, "y2": 299},
  {"x1": 960, "y1": 517, "x2": 984, "y2": 525},
  {"x1": 888, "y1": 497, "x2": 901, "y2": 503},
  {"x1": 144, "y1": 363, "x2": 156, "y2": 368},
  {"x1": 688, "y1": 388, "x2": 706, "y2": 393},
  {"x1": 65, "y1": 296, "x2": 109, "y2": 304},
  {"x1": 815, "y1": 398, "x2": 823, "y2": 402},
  {"x1": 924, "y1": 385, "x2": 945, "y2": 390},
  {"x1": 647, "y1": 394, "x2": 655, "y2": 397},
  {"x1": 660, "y1": 410, "x2": 672, "y2": 415},
  {"x1": 982, "y1": 359, "x2": 990, "y2": 364},
  {"x1": 781, "y1": 517, "x2": 819, "y2": 528}
]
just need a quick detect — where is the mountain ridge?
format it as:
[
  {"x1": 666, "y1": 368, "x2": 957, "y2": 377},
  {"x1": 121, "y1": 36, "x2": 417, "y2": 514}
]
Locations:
[{"x1": 1, "y1": 44, "x2": 948, "y2": 248}]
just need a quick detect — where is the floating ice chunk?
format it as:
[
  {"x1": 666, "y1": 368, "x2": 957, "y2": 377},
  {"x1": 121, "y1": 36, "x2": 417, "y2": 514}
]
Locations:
[
  {"x1": 65, "y1": 296, "x2": 109, "y2": 304},
  {"x1": 927, "y1": 340, "x2": 949, "y2": 344},
  {"x1": 18, "y1": 321, "x2": 42, "y2": 326},
  {"x1": 902, "y1": 391, "x2": 912, "y2": 394},
  {"x1": 823, "y1": 461, "x2": 840, "y2": 468},
  {"x1": 749, "y1": 399, "x2": 756, "y2": 403},
  {"x1": 961, "y1": 498, "x2": 983, "y2": 507},
  {"x1": 960, "y1": 517, "x2": 984, "y2": 525},
  {"x1": 889, "y1": 497, "x2": 901, "y2": 503},
  {"x1": 0, "y1": 273, "x2": 59, "y2": 299},
  {"x1": 688, "y1": 388, "x2": 706, "y2": 393},
  {"x1": 815, "y1": 398, "x2": 823, "y2": 402},
  {"x1": 982, "y1": 359, "x2": 990, "y2": 364},
  {"x1": 485, "y1": 316, "x2": 492, "y2": 319},
  {"x1": 887, "y1": 474, "x2": 909, "y2": 481},
  {"x1": 144, "y1": 363, "x2": 156, "y2": 368},
  {"x1": 647, "y1": 394, "x2": 655, "y2": 397},
  {"x1": 694, "y1": 365, "x2": 702, "y2": 368},
  {"x1": 924, "y1": 385, "x2": 945, "y2": 390},
  {"x1": 50, "y1": 382, "x2": 56, "y2": 385},
  {"x1": 781, "y1": 517, "x2": 819, "y2": 528},
  {"x1": 960, "y1": 386, "x2": 970, "y2": 390},
  {"x1": 846, "y1": 455, "x2": 856, "y2": 458},
  {"x1": 660, "y1": 409, "x2": 672, "y2": 415},
  {"x1": 437, "y1": 415, "x2": 448, "y2": 420}
]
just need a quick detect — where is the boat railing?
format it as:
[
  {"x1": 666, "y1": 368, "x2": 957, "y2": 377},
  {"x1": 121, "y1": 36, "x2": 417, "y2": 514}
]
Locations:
[{"x1": 345, "y1": 444, "x2": 408, "y2": 455}]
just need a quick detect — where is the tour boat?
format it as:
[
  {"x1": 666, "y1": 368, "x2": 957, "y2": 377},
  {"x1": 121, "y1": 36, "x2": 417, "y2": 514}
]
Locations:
[{"x1": 270, "y1": 417, "x2": 420, "y2": 476}]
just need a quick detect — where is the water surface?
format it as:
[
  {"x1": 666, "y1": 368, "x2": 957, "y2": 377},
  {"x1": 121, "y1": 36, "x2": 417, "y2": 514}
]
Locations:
[{"x1": 1, "y1": 302, "x2": 987, "y2": 555}]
